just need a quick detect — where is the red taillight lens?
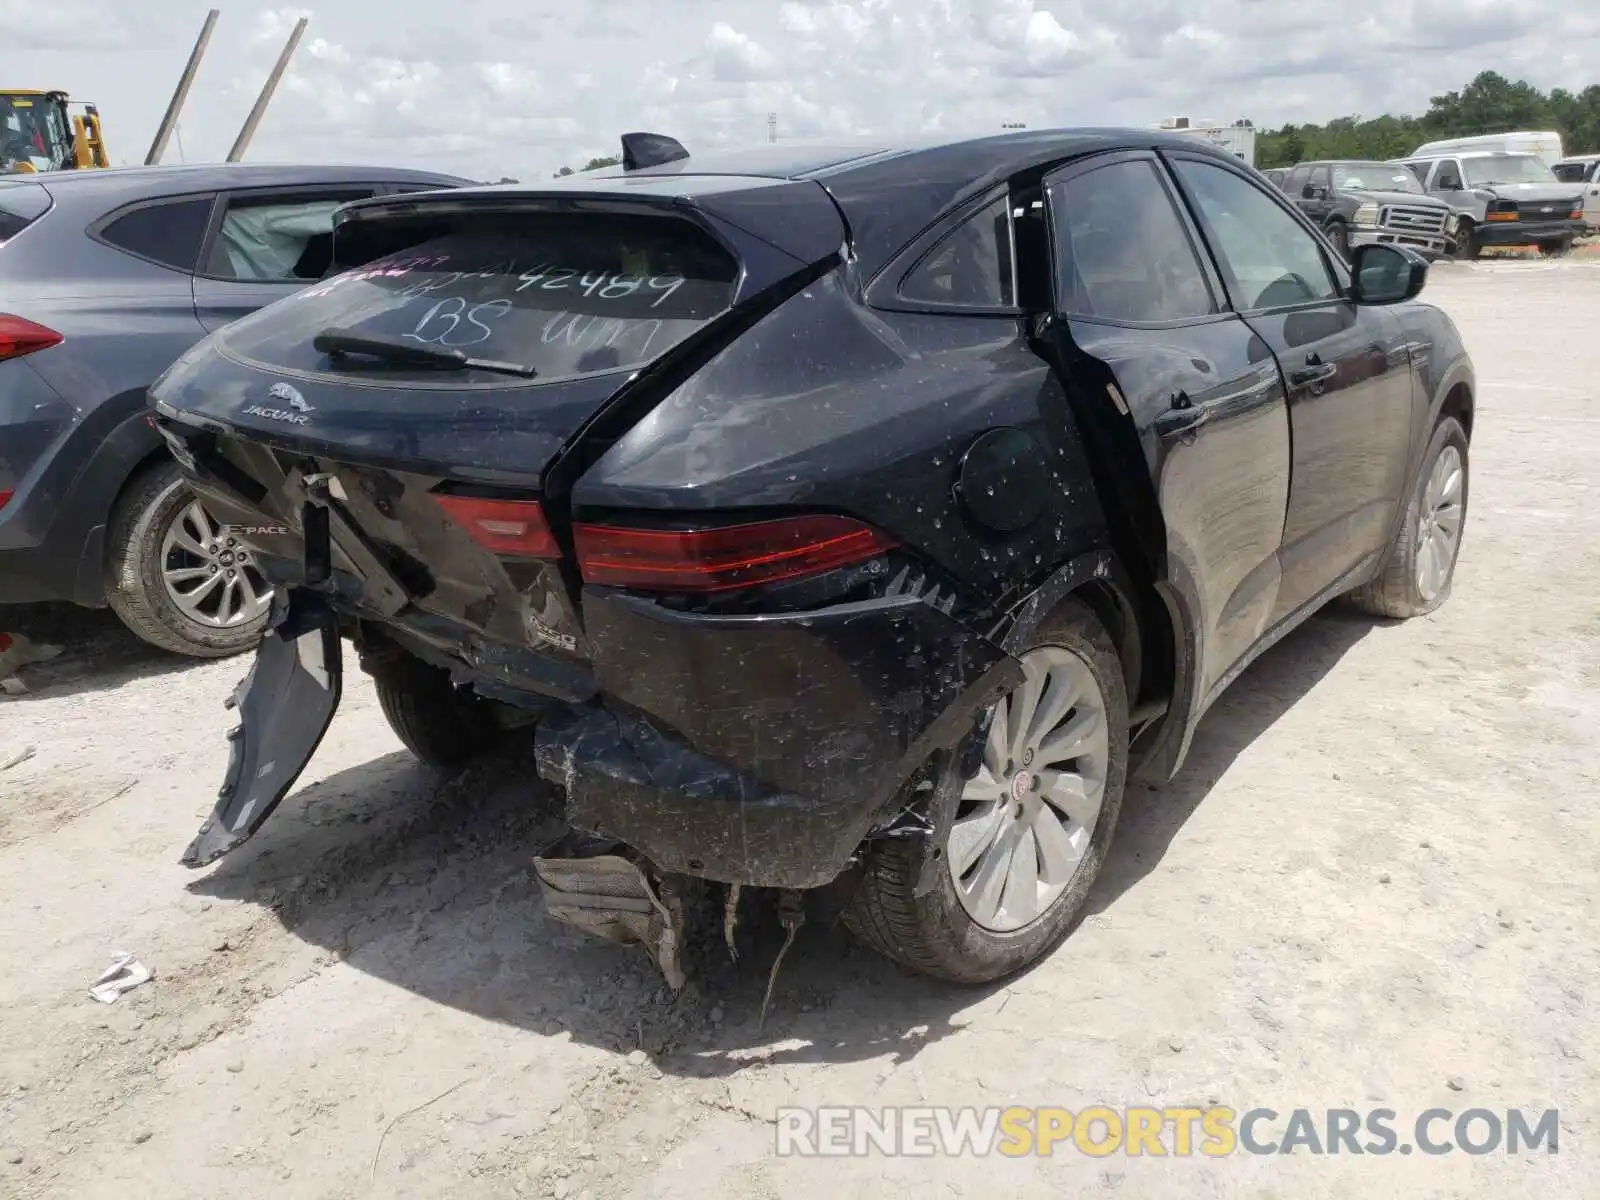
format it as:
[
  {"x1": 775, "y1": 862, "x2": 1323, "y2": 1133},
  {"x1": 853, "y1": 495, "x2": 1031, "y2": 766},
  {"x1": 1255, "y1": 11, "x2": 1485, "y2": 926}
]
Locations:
[
  {"x1": 432, "y1": 493, "x2": 559, "y2": 558},
  {"x1": 574, "y1": 514, "x2": 897, "y2": 593},
  {"x1": 0, "y1": 314, "x2": 62, "y2": 362},
  {"x1": 0, "y1": 489, "x2": 12, "y2": 511}
]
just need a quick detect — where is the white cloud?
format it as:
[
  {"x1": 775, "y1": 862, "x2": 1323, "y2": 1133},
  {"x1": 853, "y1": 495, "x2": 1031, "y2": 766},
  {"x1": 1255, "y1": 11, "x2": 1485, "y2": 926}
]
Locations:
[{"x1": 11, "y1": 0, "x2": 1599, "y2": 180}]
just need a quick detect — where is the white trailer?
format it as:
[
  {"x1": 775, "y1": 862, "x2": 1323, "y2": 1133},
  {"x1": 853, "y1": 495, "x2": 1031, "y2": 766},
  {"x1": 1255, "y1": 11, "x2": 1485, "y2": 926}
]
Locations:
[{"x1": 1152, "y1": 116, "x2": 1257, "y2": 166}]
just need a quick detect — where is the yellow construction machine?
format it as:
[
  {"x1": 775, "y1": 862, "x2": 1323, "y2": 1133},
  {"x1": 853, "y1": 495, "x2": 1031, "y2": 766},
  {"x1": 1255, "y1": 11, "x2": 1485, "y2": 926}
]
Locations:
[{"x1": 0, "y1": 90, "x2": 111, "y2": 174}]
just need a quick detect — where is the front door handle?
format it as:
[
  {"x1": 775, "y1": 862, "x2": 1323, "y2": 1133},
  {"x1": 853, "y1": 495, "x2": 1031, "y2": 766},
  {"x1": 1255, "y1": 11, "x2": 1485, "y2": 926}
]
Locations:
[
  {"x1": 1289, "y1": 352, "x2": 1339, "y2": 387},
  {"x1": 1155, "y1": 401, "x2": 1210, "y2": 441}
]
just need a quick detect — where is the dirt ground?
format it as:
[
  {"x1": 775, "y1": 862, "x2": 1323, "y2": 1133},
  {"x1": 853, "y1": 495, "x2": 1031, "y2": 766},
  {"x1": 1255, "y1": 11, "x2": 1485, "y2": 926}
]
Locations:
[{"x1": 2, "y1": 256, "x2": 1597, "y2": 1199}]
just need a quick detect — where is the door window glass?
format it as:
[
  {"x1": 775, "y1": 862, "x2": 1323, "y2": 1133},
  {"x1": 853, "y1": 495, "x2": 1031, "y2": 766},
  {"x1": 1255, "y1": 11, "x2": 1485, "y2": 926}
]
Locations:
[
  {"x1": 204, "y1": 193, "x2": 372, "y2": 281},
  {"x1": 1172, "y1": 159, "x2": 1339, "y2": 312},
  {"x1": 1049, "y1": 158, "x2": 1215, "y2": 324},
  {"x1": 1432, "y1": 160, "x2": 1463, "y2": 189}
]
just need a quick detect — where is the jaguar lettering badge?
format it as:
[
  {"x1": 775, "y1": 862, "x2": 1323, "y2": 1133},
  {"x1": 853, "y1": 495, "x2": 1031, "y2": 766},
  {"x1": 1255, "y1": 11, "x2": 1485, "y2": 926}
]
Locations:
[{"x1": 242, "y1": 382, "x2": 315, "y2": 426}]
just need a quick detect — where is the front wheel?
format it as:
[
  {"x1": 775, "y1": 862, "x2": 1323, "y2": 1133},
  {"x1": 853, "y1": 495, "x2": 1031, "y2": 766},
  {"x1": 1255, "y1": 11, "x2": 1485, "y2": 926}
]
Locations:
[
  {"x1": 1452, "y1": 220, "x2": 1481, "y2": 260},
  {"x1": 1347, "y1": 416, "x2": 1469, "y2": 620},
  {"x1": 1538, "y1": 239, "x2": 1572, "y2": 258},
  {"x1": 845, "y1": 597, "x2": 1129, "y2": 984}
]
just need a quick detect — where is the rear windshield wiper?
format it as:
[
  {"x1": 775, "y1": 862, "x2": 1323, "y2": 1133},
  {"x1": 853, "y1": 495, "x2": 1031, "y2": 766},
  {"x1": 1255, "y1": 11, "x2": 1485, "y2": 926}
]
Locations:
[{"x1": 313, "y1": 329, "x2": 539, "y2": 378}]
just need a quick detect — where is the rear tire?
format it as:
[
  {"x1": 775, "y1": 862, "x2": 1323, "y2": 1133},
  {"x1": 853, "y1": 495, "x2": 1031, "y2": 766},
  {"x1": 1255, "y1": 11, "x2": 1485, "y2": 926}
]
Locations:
[
  {"x1": 845, "y1": 597, "x2": 1129, "y2": 984},
  {"x1": 1347, "y1": 416, "x2": 1469, "y2": 620},
  {"x1": 105, "y1": 460, "x2": 271, "y2": 658},
  {"x1": 372, "y1": 653, "x2": 505, "y2": 768}
]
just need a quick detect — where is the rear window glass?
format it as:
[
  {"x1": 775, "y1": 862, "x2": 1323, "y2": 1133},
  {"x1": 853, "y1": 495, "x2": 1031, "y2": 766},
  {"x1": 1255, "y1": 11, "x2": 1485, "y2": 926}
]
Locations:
[
  {"x1": 99, "y1": 196, "x2": 215, "y2": 271},
  {"x1": 0, "y1": 181, "x2": 51, "y2": 245},
  {"x1": 217, "y1": 211, "x2": 738, "y2": 386}
]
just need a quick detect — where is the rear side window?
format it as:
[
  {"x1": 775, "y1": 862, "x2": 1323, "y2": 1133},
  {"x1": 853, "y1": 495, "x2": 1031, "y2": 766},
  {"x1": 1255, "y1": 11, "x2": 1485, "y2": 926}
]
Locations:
[
  {"x1": 99, "y1": 196, "x2": 215, "y2": 271},
  {"x1": 900, "y1": 196, "x2": 1015, "y2": 307},
  {"x1": 1050, "y1": 159, "x2": 1215, "y2": 324},
  {"x1": 202, "y1": 191, "x2": 374, "y2": 282},
  {"x1": 0, "y1": 181, "x2": 51, "y2": 245},
  {"x1": 217, "y1": 210, "x2": 738, "y2": 385}
]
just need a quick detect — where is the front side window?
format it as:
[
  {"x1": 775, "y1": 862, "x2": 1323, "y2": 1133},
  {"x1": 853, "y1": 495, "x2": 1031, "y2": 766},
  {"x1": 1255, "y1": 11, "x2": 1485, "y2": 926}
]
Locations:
[
  {"x1": 900, "y1": 195, "x2": 1014, "y2": 307},
  {"x1": 1050, "y1": 158, "x2": 1215, "y2": 324},
  {"x1": 1552, "y1": 163, "x2": 1587, "y2": 184},
  {"x1": 1432, "y1": 160, "x2": 1464, "y2": 189},
  {"x1": 217, "y1": 210, "x2": 739, "y2": 386},
  {"x1": 1284, "y1": 166, "x2": 1311, "y2": 196},
  {"x1": 1309, "y1": 165, "x2": 1332, "y2": 192},
  {"x1": 1172, "y1": 159, "x2": 1339, "y2": 312},
  {"x1": 204, "y1": 193, "x2": 372, "y2": 282}
]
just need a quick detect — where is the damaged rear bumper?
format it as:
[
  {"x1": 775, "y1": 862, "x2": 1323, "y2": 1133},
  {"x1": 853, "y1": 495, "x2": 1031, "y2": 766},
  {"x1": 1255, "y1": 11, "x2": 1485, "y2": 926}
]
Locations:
[
  {"x1": 533, "y1": 588, "x2": 1018, "y2": 890},
  {"x1": 183, "y1": 579, "x2": 1019, "y2": 891}
]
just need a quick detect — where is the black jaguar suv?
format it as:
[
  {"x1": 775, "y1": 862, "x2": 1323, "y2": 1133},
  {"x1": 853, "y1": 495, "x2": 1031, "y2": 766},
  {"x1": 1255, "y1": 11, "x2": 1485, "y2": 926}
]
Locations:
[{"x1": 150, "y1": 128, "x2": 1474, "y2": 985}]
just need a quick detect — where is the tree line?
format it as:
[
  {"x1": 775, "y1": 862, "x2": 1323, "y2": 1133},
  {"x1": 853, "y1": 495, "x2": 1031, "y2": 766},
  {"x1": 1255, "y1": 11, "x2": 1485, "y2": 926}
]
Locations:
[{"x1": 1256, "y1": 70, "x2": 1600, "y2": 168}]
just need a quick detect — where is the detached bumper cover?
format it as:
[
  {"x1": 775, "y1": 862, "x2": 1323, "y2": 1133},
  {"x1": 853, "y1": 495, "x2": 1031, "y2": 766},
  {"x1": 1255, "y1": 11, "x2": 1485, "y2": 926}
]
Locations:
[
  {"x1": 181, "y1": 592, "x2": 342, "y2": 868},
  {"x1": 533, "y1": 589, "x2": 1020, "y2": 890}
]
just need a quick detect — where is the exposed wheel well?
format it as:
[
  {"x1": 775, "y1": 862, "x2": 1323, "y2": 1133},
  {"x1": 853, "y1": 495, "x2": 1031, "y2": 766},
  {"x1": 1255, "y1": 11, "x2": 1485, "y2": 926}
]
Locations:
[
  {"x1": 1440, "y1": 381, "x2": 1473, "y2": 442},
  {"x1": 1073, "y1": 568, "x2": 1174, "y2": 726}
]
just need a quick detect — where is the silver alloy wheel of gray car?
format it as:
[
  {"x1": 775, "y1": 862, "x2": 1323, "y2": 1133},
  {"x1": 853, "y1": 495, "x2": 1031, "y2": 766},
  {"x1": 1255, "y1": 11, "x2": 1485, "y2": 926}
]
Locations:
[
  {"x1": 160, "y1": 498, "x2": 273, "y2": 629},
  {"x1": 1416, "y1": 442, "x2": 1465, "y2": 603},
  {"x1": 948, "y1": 644, "x2": 1111, "y2": 933}
]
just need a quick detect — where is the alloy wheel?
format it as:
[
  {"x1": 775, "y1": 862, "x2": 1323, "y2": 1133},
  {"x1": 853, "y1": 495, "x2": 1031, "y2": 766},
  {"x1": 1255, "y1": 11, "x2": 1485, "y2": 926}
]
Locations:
[
  {"x1": 159, "y1": 499, "x2": 273, "y2": 628},
  {"x1": 1416, "y1": 443, "x2": 1464, "y2": 602},
  {"x1": 948, "y1": 644, "x2": 1111, "y2": 933}
]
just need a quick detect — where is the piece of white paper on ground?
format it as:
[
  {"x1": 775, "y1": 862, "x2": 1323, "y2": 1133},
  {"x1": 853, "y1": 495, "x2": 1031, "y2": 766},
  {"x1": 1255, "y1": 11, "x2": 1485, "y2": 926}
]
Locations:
[{"x1": 88, "y1": 953, "x2": 152, "y2": 1004}]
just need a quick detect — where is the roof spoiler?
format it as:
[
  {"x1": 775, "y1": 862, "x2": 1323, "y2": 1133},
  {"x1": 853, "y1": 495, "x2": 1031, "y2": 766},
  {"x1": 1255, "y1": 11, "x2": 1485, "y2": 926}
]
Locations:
[{"x1": 620, "y1": 132, "x2": 689, "y2": 172}]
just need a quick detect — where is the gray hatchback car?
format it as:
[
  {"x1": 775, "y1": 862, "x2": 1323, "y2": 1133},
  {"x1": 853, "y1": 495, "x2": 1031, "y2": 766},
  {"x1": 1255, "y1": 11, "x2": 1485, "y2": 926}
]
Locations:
[{"x1": 0, "y1": 162, "x2": 469, "y2": 655}]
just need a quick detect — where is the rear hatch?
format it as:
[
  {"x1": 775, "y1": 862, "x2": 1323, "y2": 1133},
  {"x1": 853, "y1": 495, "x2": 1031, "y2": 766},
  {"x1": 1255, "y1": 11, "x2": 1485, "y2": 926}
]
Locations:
[{"x1": 152, "y1": 180, "x2": 846, "y2": 694}]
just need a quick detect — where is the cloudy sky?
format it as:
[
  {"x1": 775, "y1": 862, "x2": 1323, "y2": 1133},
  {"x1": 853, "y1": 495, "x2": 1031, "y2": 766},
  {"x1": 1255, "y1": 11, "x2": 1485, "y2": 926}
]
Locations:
[{"x1": 11, "y1": 0, "x2": 1599, "y2": 181}]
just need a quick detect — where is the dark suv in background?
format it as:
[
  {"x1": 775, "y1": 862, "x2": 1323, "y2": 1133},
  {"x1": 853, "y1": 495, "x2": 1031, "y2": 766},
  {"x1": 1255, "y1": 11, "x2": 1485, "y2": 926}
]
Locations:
[
  {"x1": 0, "y1": 163, "x2": 469, "y2": 655},
  {"x1": 1276, "y1": 160, "x2": 1455, "y2": 259}
]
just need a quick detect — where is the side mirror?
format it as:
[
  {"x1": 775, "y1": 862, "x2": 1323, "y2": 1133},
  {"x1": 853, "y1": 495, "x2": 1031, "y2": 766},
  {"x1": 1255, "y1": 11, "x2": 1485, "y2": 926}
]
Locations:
[
  {"x1": 1301, "y1": 184, "x2": 1327, "y2": 200},
  {"x1": 1438, "y1": 177, "x2": 1461, "y2": 191},
  {"x1": 1350, "y1": 244, "x2": 1428, "y2": 305}
]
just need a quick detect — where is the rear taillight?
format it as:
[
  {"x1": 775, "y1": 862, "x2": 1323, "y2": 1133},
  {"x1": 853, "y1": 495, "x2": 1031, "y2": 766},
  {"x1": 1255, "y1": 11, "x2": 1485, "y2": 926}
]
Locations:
[
  {"x1": 432, "y1": 493, "x2": 559, "y2": 558},
  {"x1": 0, "y1": 314, "x2": 62, "y2": 362},
  {"x1": 0, "y1": 489, "x2": 12, "y2": 512},
  {"x1": 574, "y1": 514, "x2": 897, "y2": 593}
]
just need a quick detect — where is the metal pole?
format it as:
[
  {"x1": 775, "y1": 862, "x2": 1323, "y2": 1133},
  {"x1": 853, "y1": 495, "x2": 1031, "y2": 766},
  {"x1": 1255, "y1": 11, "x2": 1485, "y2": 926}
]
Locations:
[
  {"x1": 226, "y1": 16, "x2": 308, "y2": 162},
  {"x1": 145, "y1": 8, "x2": 220, "y2": 166}
]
